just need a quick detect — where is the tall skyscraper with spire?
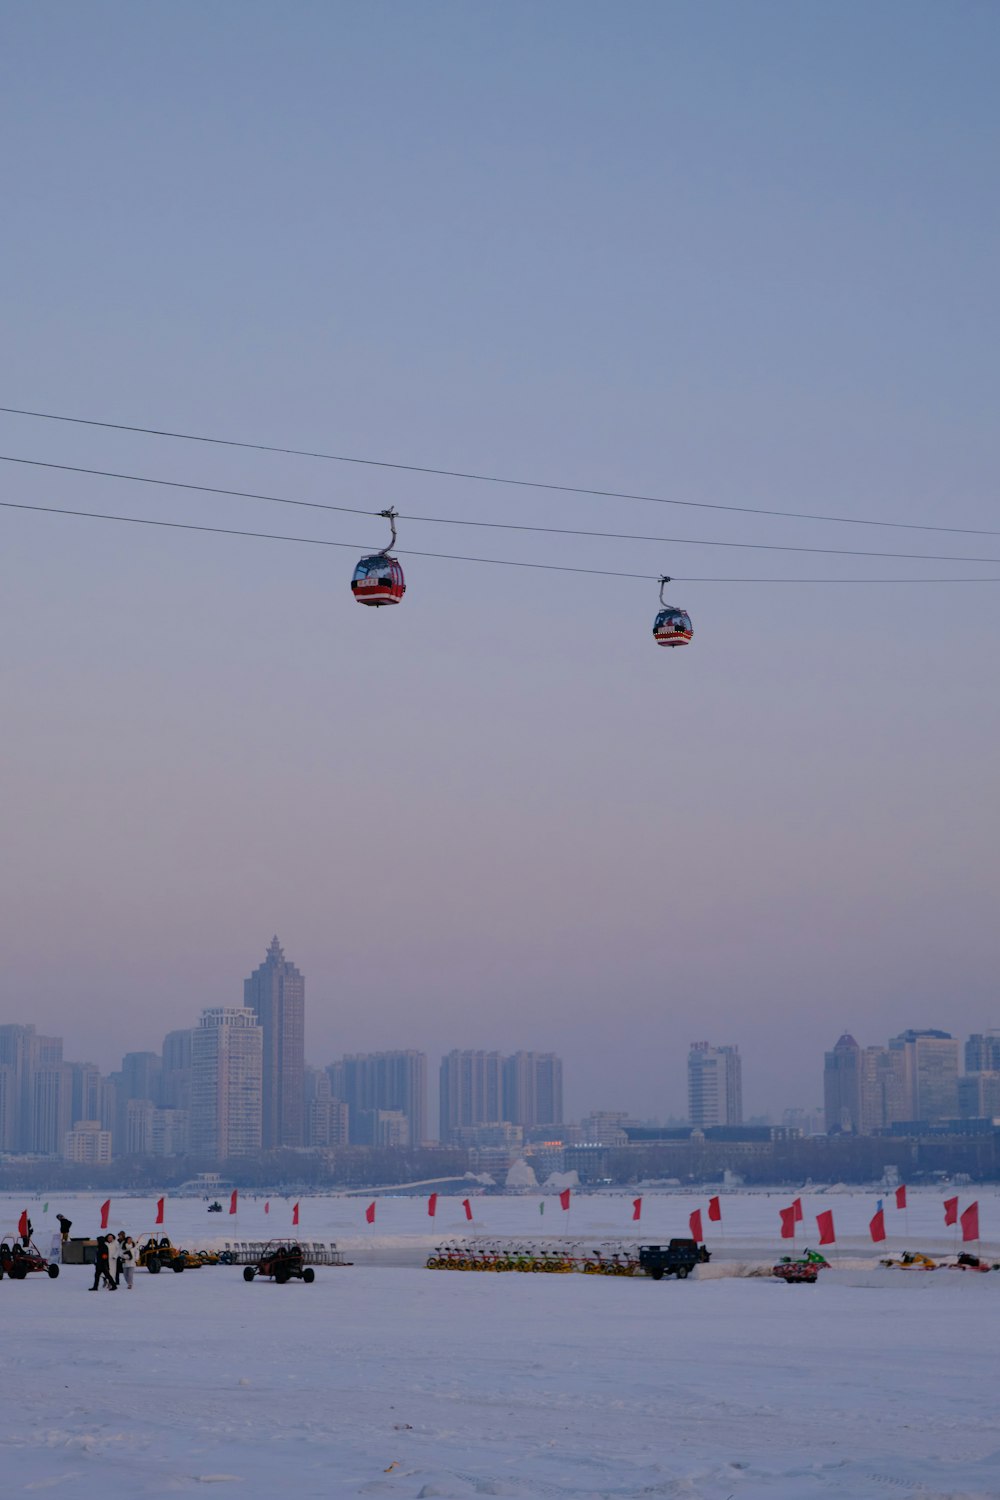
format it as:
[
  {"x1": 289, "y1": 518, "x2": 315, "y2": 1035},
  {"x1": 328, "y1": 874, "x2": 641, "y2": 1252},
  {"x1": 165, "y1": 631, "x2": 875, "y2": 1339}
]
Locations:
[{"x1": 243, "y1": 936, "x2": 305, "y2": 1149}]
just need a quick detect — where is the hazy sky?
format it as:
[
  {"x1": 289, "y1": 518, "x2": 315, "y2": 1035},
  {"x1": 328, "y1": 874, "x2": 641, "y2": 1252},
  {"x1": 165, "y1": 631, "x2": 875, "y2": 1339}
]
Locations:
[{"x1": 2, "y1": 1, "x2": 999, "y2": 1123}]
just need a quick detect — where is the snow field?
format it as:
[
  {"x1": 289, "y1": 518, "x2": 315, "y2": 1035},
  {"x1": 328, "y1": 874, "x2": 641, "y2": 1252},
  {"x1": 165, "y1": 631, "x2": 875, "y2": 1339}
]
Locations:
[{"x1": 1, "y1": 1190, "x2": 998, "y2": 1498}]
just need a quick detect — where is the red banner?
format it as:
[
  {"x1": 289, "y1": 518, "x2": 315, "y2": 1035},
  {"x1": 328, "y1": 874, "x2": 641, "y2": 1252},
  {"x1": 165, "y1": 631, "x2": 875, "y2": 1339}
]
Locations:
[
  {"x1": 960, "y1": 1202, "x2": 979, "y2": 1242},
  {"x1": 895, "y1": 1185, "x2": 907, "y2": 1210},
  {"x1": 292, "y1": 1202, "x2": 299, "y2": 1226},
  {"x1": 816, "y1": 1209, "x2": 836, "y2": 1246},
  {"x1": 265, "y1": 1201, "x2": 270, "y2": 1214},
  {"x1": 17, "y1": 1210, "x2": 28, "y2": 1239},
  {"x1": 869, "y1": 1208, "x2": 886, "y2": 1243},
  {"x1": 365, "y1": 1201, "x2": 375, "y2": 1224},
  {"x1": 427, "y1": 1193, "x2": 438, "y2": 1218},
  {"x1": 229, "y1": 1190, "x2": 238, "y2": 1215},
  {"x1": 944, "y1": 1196, "x2": 959, "y2": 1226},
  {"x1": 689, "y1": 1208, "x2": 703, "y2": 1242},
  {"x1": 707, "y1": 1195, "x2": 721, "y2": 1223},
  {"x1": 779, "y1": 1205, "x2": 796, "y2": 1239},
  {"x1": 792, "y1": 1197, "x2": 803, "y2": 1223},
  {"x1": 462, "y1": 1198, "x2": 473, "y2": 1221},
  {"x1": 155, "y1": 1197, "x2": 164, "y2": 1225},
  {"x1": 100, "y1": 1199, "x2": 110, "y2": 1230},
  {"x1": 559, "y1": 1188, "x2": 571, "y2": 1211},
  {"x1": 632, "y1": 1197, "x2": 642, "y2": 1221}
]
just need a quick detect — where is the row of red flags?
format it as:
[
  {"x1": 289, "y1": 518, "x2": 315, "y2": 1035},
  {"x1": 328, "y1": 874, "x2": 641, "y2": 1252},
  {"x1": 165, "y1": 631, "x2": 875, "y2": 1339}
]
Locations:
[
  {"x1": 28, "y1": 1186, "x2": 983, "y2": 1244},
  {"x1": 773, "y1": 1186, "x2": 982, "y2": 1245},
  {"x1": 88, "y1": 1192, "x2": 302, "y2": 1229}
]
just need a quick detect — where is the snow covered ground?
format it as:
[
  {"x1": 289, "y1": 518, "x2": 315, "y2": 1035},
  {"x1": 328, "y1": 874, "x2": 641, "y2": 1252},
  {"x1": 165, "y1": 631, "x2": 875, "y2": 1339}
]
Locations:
[{"x1": 2, "y1": 1189, "x2": 998, "y2": 1499}]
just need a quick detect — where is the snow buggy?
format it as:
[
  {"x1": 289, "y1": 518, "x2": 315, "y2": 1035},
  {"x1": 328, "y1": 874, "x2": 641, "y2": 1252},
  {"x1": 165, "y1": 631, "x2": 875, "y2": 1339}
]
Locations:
[
  {"x1": 243, "y1": 1240, "x2": 315, "y2": 1284},
  {"x1": 136, "y1": 1235, "x2": 189, "y2": 1273},
  {"x1": 0, "y1": 1239, "x2": 59, "y2": 1279}
]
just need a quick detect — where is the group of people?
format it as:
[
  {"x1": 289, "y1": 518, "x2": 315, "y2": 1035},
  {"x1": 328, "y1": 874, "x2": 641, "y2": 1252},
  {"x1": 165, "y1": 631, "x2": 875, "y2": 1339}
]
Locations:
[{"x1": 90, "y1": 1231, "x2": 137, "y2": 1291}]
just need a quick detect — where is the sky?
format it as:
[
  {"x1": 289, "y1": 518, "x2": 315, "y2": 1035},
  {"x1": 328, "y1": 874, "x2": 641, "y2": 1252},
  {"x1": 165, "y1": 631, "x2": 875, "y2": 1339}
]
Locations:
[{"x1": 1, "y1": 0, "x2": 999, "y2": 1124}]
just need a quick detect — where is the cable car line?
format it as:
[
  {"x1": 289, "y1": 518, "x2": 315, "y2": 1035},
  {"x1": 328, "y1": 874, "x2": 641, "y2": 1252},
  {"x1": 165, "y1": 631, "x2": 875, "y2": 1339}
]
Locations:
[
  {"x1": 4, "y1": 498, "x2": 1000, "y2": 583},
  {"x1": 1, "y1": 454, "x2": 998, "y2": 569},
  {"x1": 1, "y1": 403, "x2": 997, "y2": 540}
]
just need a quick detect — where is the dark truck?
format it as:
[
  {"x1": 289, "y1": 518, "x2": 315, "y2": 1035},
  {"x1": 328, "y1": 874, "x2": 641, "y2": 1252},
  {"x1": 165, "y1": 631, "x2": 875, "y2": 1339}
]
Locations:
[{"x1": 638, "y1": 1238, "x2": 710, "y2": 1281}]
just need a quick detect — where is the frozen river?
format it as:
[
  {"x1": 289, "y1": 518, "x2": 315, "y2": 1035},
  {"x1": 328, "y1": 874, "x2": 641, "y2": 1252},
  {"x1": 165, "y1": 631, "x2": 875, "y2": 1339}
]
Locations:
[{"x1": 1, "y1": 1189, "x2": 997, "y2": 1499}]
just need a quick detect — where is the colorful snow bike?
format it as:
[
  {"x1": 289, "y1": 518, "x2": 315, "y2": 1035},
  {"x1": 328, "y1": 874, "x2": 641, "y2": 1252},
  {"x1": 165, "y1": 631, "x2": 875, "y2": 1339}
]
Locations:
[
  {"x1": 0, "y1": 1238, "x2": 59, "y2": 1280},
  {"x1": 773, "y1": 1249, "x2": 829, "y2": 1284}
]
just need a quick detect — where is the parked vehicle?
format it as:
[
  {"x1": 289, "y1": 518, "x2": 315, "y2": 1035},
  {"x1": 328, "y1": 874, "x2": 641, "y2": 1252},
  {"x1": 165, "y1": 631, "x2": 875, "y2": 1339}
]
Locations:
[
  {"x1": 136, "y1": 1235, "x2": 190, "y2": 1274},
  {"x1": 773, "y1": 1249, "x2": 829, "y2": 1284},
  {"x1": 638, "y1": 1239, "x2": 710, "y2": 1281},
  {"x1": 0, "y1": 1239, "x2": 59, "y2": 1280},
  {"x1": 243, "y1": 1241, "x2": 315, "y2": 1284}
]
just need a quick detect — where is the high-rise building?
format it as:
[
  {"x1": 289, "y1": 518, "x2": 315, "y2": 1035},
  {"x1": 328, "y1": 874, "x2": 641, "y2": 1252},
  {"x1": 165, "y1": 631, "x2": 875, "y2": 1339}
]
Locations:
[
  {"x1": 957, "y1": 1072, "x2": 1000, "y2": 1119},
  {"x1": 190, "y1": 1007, "x2": 263, "y2": 1158},
  {"x1": 328, "y1": 1051, "x2": 427, "y2": 1147},
  {"x1": 244, "y1": 936, "x2": 305, "y2": 1149},
  {"x1": 858, "y1": 1045, "x2": 907, "y2": 1134},
  {"x1": 439, "y1": 1050, "x2": 503, "y2": 1141},
  {"x1": 161, "y1": 1029, "x2": 193, "y2": 1111},
  {"x1": 965, "y1": 1032, "x2": 1000, "y2": 1072},
  {"x1": 502, "y1": 1052, "x2": 564, "y2": 1129},
  {"x1": 62, "y1": 1120, "x2": 112, "y2": 1165},
  {"x1": 823, "y1": 1034, "x2": 861, "y2": 1133},
  {"x1": 688, "y1": 1042, "x2": 742, "y2": 1129},
  {"x1": 120, "y1": 1051, "x2": 162, "y2": 1107},
  {"x1": 888, "y1": 1030, "x2": 959, "y2": 1123}
]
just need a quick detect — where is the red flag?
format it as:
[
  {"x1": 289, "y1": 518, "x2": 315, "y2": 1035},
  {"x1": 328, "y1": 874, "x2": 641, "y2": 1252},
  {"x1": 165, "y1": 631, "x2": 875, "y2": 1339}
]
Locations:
[
  {"x1": 559, "y1": 1188, "x2": 571, "y2": 1211},
  {"x1": 779, "y1": 1205, "x2": 796, "y2": 1239},
  {"x1": 869, "y1": 1208, "x2": 886, "y2": 1243},
  {"x1": 292, "y1": 1202, "x2": 299, "y2": 1226},
  {"x1": 264, "y1": 1201, "x2": 270, "y2": 1214},
  {"x1": 17, "y1": 1210, "x2": 28, "y2": 1239},
  {"x1": 155, "y1": 1197, "x2": 164, "y2": 1225},
  {"x1": 895, "y1": 1185, "x2": 907, "y2": 1210},
  {"x1": 961, "y1": 1202, "x2": 979, "y2": 1242},
  {"x1": 100, "y1": 1199, "x2": 110, "y2": 1230},
  {"x1": 944, "y1": 1196, "x2": 959, "y2": 1226},
  {"x1": 792, "y1": 1197, "x2": 803, "y2": 1223},
  {"x1": 707, "y1": 1195, "x2": 721, "y2": 1223},
  {"x1": 817, "y1": 1209, "x2": 836, "y2": 1246},
  {"x1": 689, "y1": 1208, "x2": 703, "y2": 1242},
  {"x1": 229, "y1": 1190, "x2": 238, "y2": 1215},
  {"x1": 632, "y1": 1197, "x2": 642, "y2": 1221},
  {"x1": 462, "y1": 1198, "x2": 473, "y2": 1221},
  {"x1": 365, "y1": 1201, "x2": 375, "y2": 1224},
  {"x1": 427, "y1": 1193, "x2": 438, "y2": 1218}
]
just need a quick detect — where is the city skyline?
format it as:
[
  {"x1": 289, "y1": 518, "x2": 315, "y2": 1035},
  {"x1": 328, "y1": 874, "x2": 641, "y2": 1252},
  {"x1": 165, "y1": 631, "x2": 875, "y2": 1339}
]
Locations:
[{"x1": 4, "y1": 933, "x2": 998, "y2": 1164}]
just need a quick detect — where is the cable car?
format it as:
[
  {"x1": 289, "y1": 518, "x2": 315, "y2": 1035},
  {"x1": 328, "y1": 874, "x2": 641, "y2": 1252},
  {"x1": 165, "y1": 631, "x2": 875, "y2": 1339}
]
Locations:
[
  {"x1": 652, "y1": 575, "x2": 692, "y2": 647},
  {"x1": 351, "y1": 508, "x2": 406, "y2": 607}
]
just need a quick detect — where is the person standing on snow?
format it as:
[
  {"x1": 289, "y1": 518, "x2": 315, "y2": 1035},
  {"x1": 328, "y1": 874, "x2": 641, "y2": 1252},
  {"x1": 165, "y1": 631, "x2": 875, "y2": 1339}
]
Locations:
[
  {"x1": 120, "y1": 1237, "x2": 136, "y2": 1289},
  {"x1": 106, "y1": 1233, "x2": 122, "y2": 1289},
  {"x1": 90, "y1": 1236, "x2": 114, "y2": 1290}
]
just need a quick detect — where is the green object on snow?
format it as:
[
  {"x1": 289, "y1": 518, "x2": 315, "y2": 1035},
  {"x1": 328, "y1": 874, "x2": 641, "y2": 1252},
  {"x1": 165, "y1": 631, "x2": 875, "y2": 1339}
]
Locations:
[{"x1": 539, "y1": 1201, "x2": 544, "y2": 1215}]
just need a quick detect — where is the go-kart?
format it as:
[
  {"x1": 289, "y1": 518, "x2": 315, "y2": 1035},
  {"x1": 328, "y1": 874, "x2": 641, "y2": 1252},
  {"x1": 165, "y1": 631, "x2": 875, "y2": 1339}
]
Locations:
[
  {"x1": 243, "y1": 1240, "x2": 315, "y2": 1284},
  {"x1": 0, "y1": 1239, "x2": 59, "y2": 1280},
  {"x1": 136, "y1": 1235, "x2": 197, "y2": 1273}
]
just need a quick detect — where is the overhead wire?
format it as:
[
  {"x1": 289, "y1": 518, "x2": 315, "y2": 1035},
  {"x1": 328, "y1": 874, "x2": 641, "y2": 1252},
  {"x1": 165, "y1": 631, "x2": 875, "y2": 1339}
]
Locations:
[
  {"x1": 0, "y1": 453, "x2": 997, "y2": 568},
  {"x1": 3, "y1": 497, "x2": 1000, "y2": 583},
  {"x1": 1, "y1": 403, "x2": 997, "y2": 539}
]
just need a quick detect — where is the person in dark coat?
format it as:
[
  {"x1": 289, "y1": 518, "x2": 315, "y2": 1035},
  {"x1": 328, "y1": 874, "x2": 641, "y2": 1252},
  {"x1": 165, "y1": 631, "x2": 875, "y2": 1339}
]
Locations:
[
  {"x1": 21, "y1": 1217, "x2": 33, "y2": 1248},
  {"x1": 90, "y1": 1235, "x2": 115, "y2": 1290},
  {"x1": 57, "y1": 1214, "x2": 73, "y2": 1242}
]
